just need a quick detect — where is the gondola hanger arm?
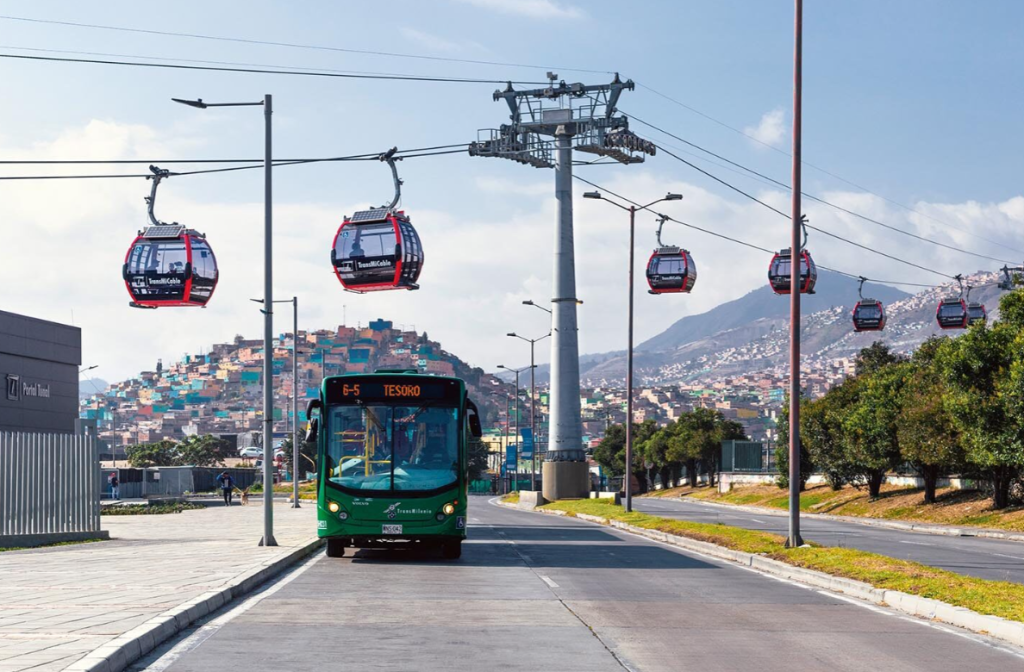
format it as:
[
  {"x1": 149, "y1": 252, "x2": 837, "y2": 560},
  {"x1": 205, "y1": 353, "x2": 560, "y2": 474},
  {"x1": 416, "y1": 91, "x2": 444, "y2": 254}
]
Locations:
[
  {"x1": 379, "y1": 147, "x2": 403, "y2": 212},
  {"x1": 145, "y1": 165, "x2": 172, "y2": 228}
]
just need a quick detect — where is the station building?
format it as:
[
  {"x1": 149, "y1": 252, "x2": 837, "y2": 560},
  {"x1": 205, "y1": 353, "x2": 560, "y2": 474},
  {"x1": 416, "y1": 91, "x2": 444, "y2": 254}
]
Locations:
[{"x1": 0, "y1": 310, "x2": 81, "y2": 433}]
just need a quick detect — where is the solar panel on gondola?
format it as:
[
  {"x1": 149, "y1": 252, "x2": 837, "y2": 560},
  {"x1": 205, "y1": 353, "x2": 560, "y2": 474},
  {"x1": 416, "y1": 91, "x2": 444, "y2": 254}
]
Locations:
[
  {"x1": 331, "y1": 148, "x2": 424, "y2": 293},
  {"x1": 646, "y1": 215, "x2": 696, "y2": 294},
  {"x1": 123, "y1": 167, "x2": 219, "y2": 309}
]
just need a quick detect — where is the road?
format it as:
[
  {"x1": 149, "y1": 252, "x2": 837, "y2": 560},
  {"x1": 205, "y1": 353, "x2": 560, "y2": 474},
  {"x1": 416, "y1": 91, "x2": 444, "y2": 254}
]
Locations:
[
  {"x1": 633, "y1": 496, "x2": 1024, "y2": 584},
  {"x1": 136, "y1": 496, "x2": 1023, "y2": 672}
]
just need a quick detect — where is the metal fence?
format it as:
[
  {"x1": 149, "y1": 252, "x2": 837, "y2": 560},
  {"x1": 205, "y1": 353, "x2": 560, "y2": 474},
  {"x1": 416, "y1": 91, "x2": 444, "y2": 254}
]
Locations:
[
  {"x1": 1, "y1": 431, "x2": 101, "y2": 542},
  {"x1": 99, "y1": 466, "x2": 260, "y2": 499},
  {"x1": 721, "y1": 440, "x2": 774, "y2": 473}
]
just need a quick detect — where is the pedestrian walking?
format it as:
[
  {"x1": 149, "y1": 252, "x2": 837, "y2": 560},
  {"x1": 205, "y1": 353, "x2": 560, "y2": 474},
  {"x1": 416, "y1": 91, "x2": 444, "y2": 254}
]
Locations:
[
  {"x1": 217, "y1": 471, "x2": 235, "y2": 506},
  {"x1": 108, "y1": 472, "x2": 120, "y2": 500}
]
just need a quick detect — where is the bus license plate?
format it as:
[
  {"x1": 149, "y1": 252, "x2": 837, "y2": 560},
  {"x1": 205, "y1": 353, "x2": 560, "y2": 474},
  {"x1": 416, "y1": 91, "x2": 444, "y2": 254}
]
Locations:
[{"x1": 382, "y1": 524, "x2": 402, "y2": 535}]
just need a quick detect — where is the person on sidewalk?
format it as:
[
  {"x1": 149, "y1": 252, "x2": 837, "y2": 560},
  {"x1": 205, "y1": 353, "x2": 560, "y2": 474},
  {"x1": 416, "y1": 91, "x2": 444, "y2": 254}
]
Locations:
[
  {"x1": 108, "y1": 472, "x2": 120, "y2": 500},
  {"x1": 217, "y1": 471, "x2": 235, "y2": 506}
]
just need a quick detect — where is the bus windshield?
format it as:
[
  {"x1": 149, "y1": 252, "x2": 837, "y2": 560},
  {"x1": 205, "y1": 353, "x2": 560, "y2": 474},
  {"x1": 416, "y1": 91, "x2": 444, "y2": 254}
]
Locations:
[{"x1": 325, "y1": 403, "x2": 459, "y2": 493}]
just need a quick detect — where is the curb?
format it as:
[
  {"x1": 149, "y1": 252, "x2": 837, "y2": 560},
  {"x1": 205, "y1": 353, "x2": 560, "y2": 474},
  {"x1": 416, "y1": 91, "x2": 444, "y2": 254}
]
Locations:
[
  {"x1": 671, "y1": 496, "x2": 1024, "y2": 543},
  {"x1": 498, "y1": 502, "x2": 1024, "y2": 650},
  {"x1": 63, "y1": 537, "x2": 325, "y2": 672}
]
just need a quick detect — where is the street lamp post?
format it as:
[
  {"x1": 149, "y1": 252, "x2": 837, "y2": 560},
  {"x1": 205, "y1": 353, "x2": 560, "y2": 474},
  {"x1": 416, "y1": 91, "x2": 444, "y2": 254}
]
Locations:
[
  {"x1": 583, "y1": 191, "x2": 682, "y2": 512},
  {"x1": 508, "y1": 331, "x2": 551, "y2": 491},
  {"x1": 175, "y1": 94, "x2": 277, "y2": 546},
  {"x1": 254, "y1": 297, "x2": 300, "y2": 508},
  {"x1": 498, "y1": 364, "x2": 536, "y2": 492}
]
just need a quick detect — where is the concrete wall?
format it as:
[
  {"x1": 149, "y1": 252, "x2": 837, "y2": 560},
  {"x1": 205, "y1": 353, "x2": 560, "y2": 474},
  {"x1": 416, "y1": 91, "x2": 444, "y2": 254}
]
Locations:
[{"x1": 0, "y1": 310, "x2": 81, "y2": 434}]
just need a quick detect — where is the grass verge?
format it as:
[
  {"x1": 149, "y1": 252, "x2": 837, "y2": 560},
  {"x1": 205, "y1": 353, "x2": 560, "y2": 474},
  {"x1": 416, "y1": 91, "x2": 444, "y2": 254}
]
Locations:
[
  {"x1": 539, "y1": 498, "x2": 1024, "y2": 624},
  {"x1": 102, "y1": 502, "x2": 207, "y2": 515},
  {"x1": 671, "y1": 483, "x2": 1024, "y2": 532},
  {"x1": 502, "y1": 492, "x2": 521, "y2": 505}
]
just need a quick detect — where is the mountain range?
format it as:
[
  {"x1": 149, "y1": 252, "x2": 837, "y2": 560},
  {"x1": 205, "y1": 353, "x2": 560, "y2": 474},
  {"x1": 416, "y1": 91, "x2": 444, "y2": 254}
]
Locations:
[{"x1": 506, "y1": 270, "x2": 1005, "y2": 386}]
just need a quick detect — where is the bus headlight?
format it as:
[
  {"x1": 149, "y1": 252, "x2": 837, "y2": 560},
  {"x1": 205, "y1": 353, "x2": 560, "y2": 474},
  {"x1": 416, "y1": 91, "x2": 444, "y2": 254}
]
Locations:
[
  {"x1": 442, "y1": 503, "x2": 456, "y2": 516},
  {"x1": 327, "y1": 501, "x2": 340, "y2": 513}
]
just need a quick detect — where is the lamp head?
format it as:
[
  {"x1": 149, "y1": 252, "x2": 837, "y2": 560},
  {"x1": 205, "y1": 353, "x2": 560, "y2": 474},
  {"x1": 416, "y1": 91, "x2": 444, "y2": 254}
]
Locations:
[
  {"x1": 507, "y1": 332, "x2": 517, "y2": 338},
  {"x1": 583, "y1": 191, "x2": 602, "y2": 199},
  {"x1": 171, "y1": 97, "x2": 208, "y2": 109},
  {"x1": 665, "y1": 193, "x2": 683, "y2": 201},
  {"x1": 522, "y1": 300, "x2": 534, "y2": 306}
]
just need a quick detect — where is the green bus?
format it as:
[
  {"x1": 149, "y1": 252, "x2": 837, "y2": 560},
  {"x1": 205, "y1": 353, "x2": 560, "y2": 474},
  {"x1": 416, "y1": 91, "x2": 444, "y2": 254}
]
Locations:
[{"x1": 305, "y1": 371, "x2": 482, "y2": 559}]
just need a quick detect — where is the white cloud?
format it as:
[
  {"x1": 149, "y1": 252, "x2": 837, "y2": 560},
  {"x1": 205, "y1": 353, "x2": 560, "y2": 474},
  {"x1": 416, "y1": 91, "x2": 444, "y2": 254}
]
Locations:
[
  {"x1": 454, "y1": 0, "x2": 586, "y2": 20},
  {"x1": 474, "y1": 176, "x2": 550, "y2": 196},
  {"x1": 397, "y1": 27, "x2": 484, "y2": 53},
  {"x1": 744, "y1": 108, "x2": 787, "y2": 148}
]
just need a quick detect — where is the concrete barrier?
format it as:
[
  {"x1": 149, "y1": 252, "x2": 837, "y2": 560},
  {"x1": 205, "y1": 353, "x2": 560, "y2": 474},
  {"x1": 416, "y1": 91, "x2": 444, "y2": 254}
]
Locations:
[{"x1": 518, "y1": 491, "x2": 546, "y2": 510}]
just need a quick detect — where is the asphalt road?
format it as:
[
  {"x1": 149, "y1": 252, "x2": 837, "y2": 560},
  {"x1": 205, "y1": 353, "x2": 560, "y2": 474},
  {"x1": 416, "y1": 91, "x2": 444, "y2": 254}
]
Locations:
[
  {"x1": 137, "y1": 496, "x2": 1023, "y2": 672},
  {"x1": 633, "y1": 496, "x2": 1024, "y2": 584}
]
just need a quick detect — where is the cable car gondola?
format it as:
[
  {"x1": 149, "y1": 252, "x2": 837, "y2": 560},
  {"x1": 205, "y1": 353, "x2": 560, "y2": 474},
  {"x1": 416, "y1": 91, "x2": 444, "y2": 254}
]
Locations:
[
  {"x1": 768, "y1": 248, "x2": 817, "y2": 294},
  {"x1": 123, "y1": 167, "x2": 219, "y2": 309},
  {"x1": 964, "y1": 285, "x2": 987, "y2": 326},
  {"x1": 852, "y1": 277, "x2": 886, "y2": 332},
  {"x1": 331, "y1": 148, "x2": 423, "y2": 293},
  {"x1": 646, "y1": 215, "x2": 697, "y2": 294},
  {"x1": 768, "y1": 216, "x2": 816, "y2": 295},
  {"x1": 936, "y1": 275, "x2": 968, "y2": 329}
]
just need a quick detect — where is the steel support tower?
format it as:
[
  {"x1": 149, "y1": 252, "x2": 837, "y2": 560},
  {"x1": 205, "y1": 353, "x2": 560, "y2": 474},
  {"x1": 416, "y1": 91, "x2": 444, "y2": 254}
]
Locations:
[{"x1": 471, "y1": 74, "x2": 653, "y2": 499}]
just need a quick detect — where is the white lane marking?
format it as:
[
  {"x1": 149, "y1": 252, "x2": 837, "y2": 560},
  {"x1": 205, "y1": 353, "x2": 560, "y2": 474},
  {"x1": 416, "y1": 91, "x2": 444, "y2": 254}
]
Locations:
[
  {"x1": 750, "y1": 518, "x2": 766, "y2": 524},
  {"x1": 493, "y1": 500, "x2": 1024, "y2": 662},
  {"x1": 898, "y1": 540, "x2": 936, "y2": 547},
  {"x1": 992, "y1": 552, "x2": 1024, "y2": 561},
  {"x1": 137, "y1": 551, "x2": 325, "y2": 671},
  {"x1": 540, "y1": 575, "x2": 559, "y2": 588}
]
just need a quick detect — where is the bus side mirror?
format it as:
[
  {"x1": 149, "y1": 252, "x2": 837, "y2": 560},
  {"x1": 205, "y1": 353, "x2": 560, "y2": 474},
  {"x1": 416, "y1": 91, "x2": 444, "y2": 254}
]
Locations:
[
  {"x1": 466, "y1": 399, "x2": 482, "y2": 439},
  {"x1": 305, "y1": 399, "x2": 322, "y2": 443}
]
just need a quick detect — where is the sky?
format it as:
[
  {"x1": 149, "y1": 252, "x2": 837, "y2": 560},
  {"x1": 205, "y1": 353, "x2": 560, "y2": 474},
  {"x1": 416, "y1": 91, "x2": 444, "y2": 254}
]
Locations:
[{"x1": 0, "y1": 0, "x2": 1021, "y2": 383}]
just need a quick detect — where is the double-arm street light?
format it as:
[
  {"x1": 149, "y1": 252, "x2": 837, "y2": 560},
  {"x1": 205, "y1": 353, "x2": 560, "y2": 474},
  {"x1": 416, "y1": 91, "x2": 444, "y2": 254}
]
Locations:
[
  {"x1": 176, "y1": 94, "x2": 276, "y2": 546},
  {"x1": 497, "y1": 364, "x2": 537, "y2": 492},
  {"x1": 583, "y1": 190, "x2": 682, "y2": 512},
  {"x1": 253, "y1": 297, "x2": 300, "y2": 509},
  {"x1": 507, "y1": 331, "x2": 551, "y2": 491}
]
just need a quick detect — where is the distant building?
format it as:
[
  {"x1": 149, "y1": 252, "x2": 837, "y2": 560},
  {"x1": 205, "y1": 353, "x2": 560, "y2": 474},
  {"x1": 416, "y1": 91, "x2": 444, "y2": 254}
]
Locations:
[{"x1": 0, "y1": 310, "x2": 81, "y2": 433}]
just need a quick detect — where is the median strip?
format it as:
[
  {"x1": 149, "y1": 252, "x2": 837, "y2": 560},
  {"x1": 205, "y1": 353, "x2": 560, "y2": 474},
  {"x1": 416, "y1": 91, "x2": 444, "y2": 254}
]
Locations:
[{"x1": 502, "y1": 496, "x2": 1024, "y2": 647}]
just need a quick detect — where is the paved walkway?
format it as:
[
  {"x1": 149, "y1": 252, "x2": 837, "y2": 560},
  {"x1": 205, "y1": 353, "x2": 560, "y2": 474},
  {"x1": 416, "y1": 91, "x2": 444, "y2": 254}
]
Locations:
[{"x1": 0, "y1": 503, "x2": 317, "y2": 672}]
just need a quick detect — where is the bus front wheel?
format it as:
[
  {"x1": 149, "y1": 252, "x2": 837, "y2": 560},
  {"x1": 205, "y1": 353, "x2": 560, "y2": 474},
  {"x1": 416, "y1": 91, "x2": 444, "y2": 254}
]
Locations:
[
  {"x1": 441, "y1": 540, "x2": 462, "y2": 560},
  {"x1": 326, "y1": 539, "x2": 346, "y2": 558}
]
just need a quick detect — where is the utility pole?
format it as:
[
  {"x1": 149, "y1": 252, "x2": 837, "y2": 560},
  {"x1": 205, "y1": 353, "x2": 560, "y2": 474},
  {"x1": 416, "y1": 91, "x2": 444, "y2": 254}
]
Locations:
[
  {"x1": 291, "y1": 297, "x2": 299, "y2": 508},
  {"x1": 787, "y1": 0, "x2": 805, "y2": 548},
  {"x1": 508, "y1": 331, "x2": 551, "y2": 491},
  {"x1": 471, "y1": 74, "x2": 654, "y2": 500}
]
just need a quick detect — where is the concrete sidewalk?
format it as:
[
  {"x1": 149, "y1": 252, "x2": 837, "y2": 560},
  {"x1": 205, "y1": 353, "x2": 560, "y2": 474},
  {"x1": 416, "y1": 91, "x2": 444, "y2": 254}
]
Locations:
[{"x1": 0, "y1": 503, "x2": 319, "y2": 672}]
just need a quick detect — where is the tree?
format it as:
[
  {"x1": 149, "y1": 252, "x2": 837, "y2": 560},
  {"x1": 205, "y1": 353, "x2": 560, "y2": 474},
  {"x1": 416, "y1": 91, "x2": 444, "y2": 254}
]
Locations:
[
  {"x1": 855, "y1": 341, "x2": 903, "y2": 376},
  {"x1": 938, "y1": 307, "x2": 1023, "y2": 508},
  {"x1": 593, "y1": 420, "x2": 659, "y2": 492},
  {"x1": 126, "y1": 440, "x2": 178, "y2": 468},
  {"x1": 666, "y1": 408, "x2": 734, "y2": 487},
  {"x1": 176, "y1": 434, "x2": 234, "y2": 467},
  {"x1": 467, "y1": 439, "x2": 490, "y2": 481},
  {"x1": 843, "y1": 361, "x2": 911, "y2": 498},
  {"x1": 774, "y1": 394, "x2": 813, "y2": 490},
  {"x1": 897, "y1": 362, "x2": 964, "y2": 503},
  {"x1": 280, "y1": 433, "x2": 317, "y2": 480},
  {"x1": 802, "y1": 378, "x2": 860, "y2": 491}
]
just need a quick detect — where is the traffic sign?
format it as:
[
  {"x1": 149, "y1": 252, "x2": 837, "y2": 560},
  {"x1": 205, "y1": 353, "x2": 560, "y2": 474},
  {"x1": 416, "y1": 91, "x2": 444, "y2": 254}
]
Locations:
[
  {"x1": 520, "y1": 428, "x2": 534, "y2": 460},
  {"x1": 505, "y1": 444, "x2": 517, "y2": 468}
]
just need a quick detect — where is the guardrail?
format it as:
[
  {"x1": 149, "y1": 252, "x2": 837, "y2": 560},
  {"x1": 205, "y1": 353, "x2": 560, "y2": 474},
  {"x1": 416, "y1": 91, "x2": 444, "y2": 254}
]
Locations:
[{"x1": 0, "y1": 431, "x2": 105, "y2": 546}]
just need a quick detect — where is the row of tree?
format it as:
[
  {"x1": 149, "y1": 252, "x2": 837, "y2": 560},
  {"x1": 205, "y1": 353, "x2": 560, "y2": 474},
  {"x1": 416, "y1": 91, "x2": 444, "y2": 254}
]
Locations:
[
  {"x1": 126, "y1": 434, "x2": 235, "y2": 468},
  {"x1": 778, "y1": 288, "x2": 1024, "y2": 509},
  {"x1": 593, "y1": 408, "x2": 747, "y2": 492}
]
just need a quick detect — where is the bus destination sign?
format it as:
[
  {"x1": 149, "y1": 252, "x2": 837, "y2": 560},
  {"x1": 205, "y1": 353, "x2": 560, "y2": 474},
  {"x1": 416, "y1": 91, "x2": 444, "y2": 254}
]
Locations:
[{"x1": 326, "y1": 377, "x2": 459, "y2": 404}]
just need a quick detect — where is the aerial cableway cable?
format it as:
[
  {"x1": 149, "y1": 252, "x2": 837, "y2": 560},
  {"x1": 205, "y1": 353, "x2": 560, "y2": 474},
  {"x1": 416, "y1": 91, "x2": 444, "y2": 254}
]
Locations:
[
  {"x1": 572, "y1": 174, "x2": 967, "y2": 291},
  {"x1": 0, "y1": 53, "x2": 554, "y2": 85},
  {"x1": 634, "y1": 83, "x2": 1020, "y2": 254},
  {"x1": 0, "y1": 146, "x2": 469, "y2": 180},
  {"x1": 625, "y1": 110, "x2": 1024, "y2": 260},
  {"x1": 0, "y1": 14, "x2": 612, "y2": 75}
]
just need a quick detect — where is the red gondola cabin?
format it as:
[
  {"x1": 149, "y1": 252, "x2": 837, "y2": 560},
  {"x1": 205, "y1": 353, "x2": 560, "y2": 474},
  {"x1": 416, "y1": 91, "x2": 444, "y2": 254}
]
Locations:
[
  {"x1": 936, "y1": 297, "x2": 968, "y2": 329},
  {"x1": 852, "y1": 299, "x2": 886, "y2": 332},
  {"x1": 768, "y1": 248, "x2": 817, "y2": 294},
  {"x1": 646, "y1": 248, "x2": 697, "y2": 294},
  {"x1": 123, "y1": 225, "x2": 219, "y2": 308},
  {"x1": 331, "y1": 208, "x2": 423, "y2": 292},
  {"x1": 967, "y1": 302, "x2": 987, "y2": 326}
]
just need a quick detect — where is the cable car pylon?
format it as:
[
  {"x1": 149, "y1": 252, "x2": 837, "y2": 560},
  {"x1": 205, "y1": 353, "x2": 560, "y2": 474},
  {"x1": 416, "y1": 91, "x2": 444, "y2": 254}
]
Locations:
[{"x1": 331, "y1": 147, "x2": 424, "y2": 293}]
